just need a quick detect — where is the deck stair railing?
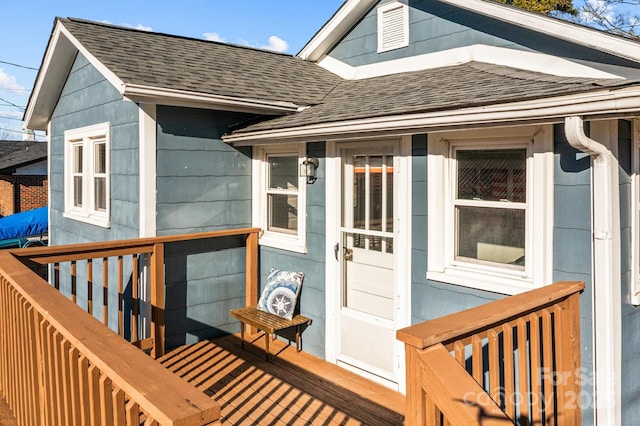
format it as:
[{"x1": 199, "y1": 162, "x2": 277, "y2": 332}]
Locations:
[
  {"x1": 0, "y1": 228, "x2": 260, "y2": 425},
  {"x1": 397, "y1": 281, "x2": 584, "y2": 426}
]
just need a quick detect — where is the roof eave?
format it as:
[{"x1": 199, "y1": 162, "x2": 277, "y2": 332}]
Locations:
[
  {"x1": 23, "y1": 20, "x2": 77, "y2": 131},
  {"x1": 122, "y1": 84, "x2": 300, "y2": 115},
  {"x1": 223, "y1": 87, "x2": 640, "y2": 145},
  {"x1": 438, "y1": 0, "x2": 640, "y2": 63},
  {"x1": 298, "y1": 0, "x2": 640, "y2": 65},
  {"x1": 298, "y1": 0, "x2": 378, "y2": 61}
]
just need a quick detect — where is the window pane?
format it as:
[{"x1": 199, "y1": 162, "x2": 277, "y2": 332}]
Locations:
[
  {"x1": 94, "y1": 177, "x2": 106, "y2": 212},
  {"x1": 353, "y1": 155, "x2": 366, "y2": 233},
  {"x1": 456, "y1": 206, "x2": 525, "y2": 268},
  {"x1": 74, "y1": 176, "x2": 83, "y2": 207},
  {"x1": 94, "y1": 142, "x2": 106, "y2": 174},
  {"x1": 457, "y1": 149, "x2": 526, "y2": 202},
  {"x1": 370, "y1": 156, "x2": 383, "y2": 231},
  {"x1": 74, "y1": 145, "x2": 83, "y2": 173},
  {"x1": 268, "y1": 156, "x2": 298, "y2": 190},
  {"x1": 268, "y1": 193, "x2": 297, "y2": 233}
]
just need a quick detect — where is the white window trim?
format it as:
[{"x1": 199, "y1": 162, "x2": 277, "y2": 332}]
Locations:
[
  {"x1": 427, "y1": 126, "x2": 554, "y2": 295},
  {"x1": 252, "y1": 144, "x2": 307, "y2": 253},
  {"x1": 63, "y1": 122, "x2": 111, "y2": 228},
  {"x1": 377, "y1": 1, "x2": 409, "y2": 53}
]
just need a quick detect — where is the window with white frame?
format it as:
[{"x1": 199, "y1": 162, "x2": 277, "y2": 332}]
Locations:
[
  {"x1": 377, "y1": 1, "x2": 409, "y2": 53},
  {"x1": 427, "y1": 127, "x2": 554, "y2": 295},
  {"x1": 253, "y1": 144, "x2": 307, "y2": 253},
  {"x1": 64, "y1": 122, "x2": 110, "y2": 227}
]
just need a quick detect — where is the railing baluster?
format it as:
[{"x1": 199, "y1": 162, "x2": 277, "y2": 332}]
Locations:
[
  {"x1": 54, "y1": 262, "x2": 60, "y2": 290},
  {"x1": 150, "y1": 243, "x2": 165, "y2": 358},
  {"x1": 529, "y1": 313, "x2": 542, "y2": 425},
  {"x1": 541, "y1": 308, "x2": 554, "y2": 423},
  {"x1": 516, "y1": 318, "x2": 530, "y2": 424},
  {"x1": 471, "y1": 334, "x2": 483, "y2": 386},
  {"x1": 118, "y1": 256, "x2": 123, "y2": 337},
  {"x1": 132, "y1": 255, "x2": 139, "y2": 343},
  {"x1": 502, "y1": 322, "x2": 515, "y2": 419},
  {"x1": 488, "y1": 329, "x2": 501, "y2": 405},
  {"x1": 103, "y1": 257, "x2": 109, "y2": 326},
  {"x1": 71, "y1": 260, "x2": 77, "y2": 304},
  {"x1": 99, "y1": 376, "x2": 114, "y2": 425},
  {"x1": 87, "y1": 259, "x2": 93, "y2": 316}
]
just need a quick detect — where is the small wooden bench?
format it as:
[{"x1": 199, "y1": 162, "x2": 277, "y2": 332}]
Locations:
[{"x1": 230, "y1": 306, "x2": 311, "y2": 360}]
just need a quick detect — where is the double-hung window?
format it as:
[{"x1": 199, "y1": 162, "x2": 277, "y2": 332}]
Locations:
[
  {"x1": 427, "y1": 126, "x2": 553, "y2": 294},
  {"x1": 253, "y1": 144, "x2": 307, "y2": 253},
  {"x1": 64, "y1": 122, "x2": 110, "y2": 227}
]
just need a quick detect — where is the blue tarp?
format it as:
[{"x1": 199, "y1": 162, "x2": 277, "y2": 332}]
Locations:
[{"x1": 0, "y1": 207, "x2": 48, "y2": 241}]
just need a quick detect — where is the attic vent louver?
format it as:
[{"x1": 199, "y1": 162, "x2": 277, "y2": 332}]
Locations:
[{"x1": 378, "y1": 1, "x2": 409, "y2": 53}]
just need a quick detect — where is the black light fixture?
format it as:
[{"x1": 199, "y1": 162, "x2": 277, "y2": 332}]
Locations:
[{"x1": 302, "y1": 157, "x2": 319, "y2": 184}]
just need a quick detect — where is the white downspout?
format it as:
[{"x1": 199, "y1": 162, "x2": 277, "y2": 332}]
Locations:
[{"x1": 564, "y1": 116, "x2": 621, "y2": 425}]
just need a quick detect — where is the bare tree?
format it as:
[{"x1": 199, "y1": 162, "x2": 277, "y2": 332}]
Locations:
[{"x1": 579, "y1": 0, "x2": 640, "y2": 39}]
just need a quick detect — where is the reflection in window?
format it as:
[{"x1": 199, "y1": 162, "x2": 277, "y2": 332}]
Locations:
[
  {"x1": 267, "y1": 155, "x2": 298, "y2": 234},
  {"x1": 455, "y1": 148, "x2": 527, "y2": 269}
]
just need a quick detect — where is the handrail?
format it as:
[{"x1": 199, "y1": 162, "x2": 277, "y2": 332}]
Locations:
[
  {"x1": 397, "y1": 281, "x2": 585, "y2": 425},
  {"x1": 10, "y1": 227, "x2": 261, "y2": 263},
  {"x1": 0, "y1": 250, "x2": 221, "y2": 425},
  {"x1": 10, "y1": 228, "x2": 261, "y2": 357},
  {"x1": 1, "y1": 227, "x2": 261, "y2": 425}
]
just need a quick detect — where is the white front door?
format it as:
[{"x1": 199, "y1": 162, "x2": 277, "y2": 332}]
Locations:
[{"x1": 333, "y1": 141, "x2": 404, "y2": 388}]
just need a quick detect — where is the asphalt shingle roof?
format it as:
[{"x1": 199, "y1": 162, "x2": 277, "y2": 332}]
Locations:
[
  {"x1": 0, "y1": 141, "x2": 47, "y2": 172},
  {"x1": 59, "y1": 18, "x2": 343, "y2": 106},
  {"x1": 233, "y1": 62, "x2": 637, "y2": 134}
]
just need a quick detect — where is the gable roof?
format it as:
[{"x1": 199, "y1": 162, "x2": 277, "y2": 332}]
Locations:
[
  {"x1": 24, "y1": 18, "x2": 343, "y2": 130},
  {"x1": 299, "y1": 0, "x2": 640, "y2": 63},
  {"x1": 224, "y1": 62, "x2": 640, "y2": 143},
  {"x1": 0, "y1": 141, "x2": 47, "y2": 173}
]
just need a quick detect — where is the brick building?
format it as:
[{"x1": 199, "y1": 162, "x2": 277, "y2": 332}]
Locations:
[{"x1": 0, "y1": 140, "x2": 48, "y2": 217}]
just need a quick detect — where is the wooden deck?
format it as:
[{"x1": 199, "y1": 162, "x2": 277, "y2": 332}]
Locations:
[{"x1": 159, "y1": 334, "x2": 405, "y2": 426}]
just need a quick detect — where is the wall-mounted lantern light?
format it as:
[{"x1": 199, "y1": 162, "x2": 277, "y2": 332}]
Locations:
[{"x1": 301, "y1": 157, "x2": 319, "y2": 184}]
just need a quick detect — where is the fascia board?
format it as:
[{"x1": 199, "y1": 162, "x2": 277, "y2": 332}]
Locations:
[
  {"x1": 23, "y1": 21, "x2": 125, "y2": 131},
  {"x1": 122, "y1": 84, "x2": 299, "y2": 115},
  {"x1": 24, "y1": 21, "x2": 76, "y2": 131},
  {"x1": 224, "y1": 87, "x2": 640, "y2": 145},
  {"x1": 298, "y1": 0, "x2": 378, "y2": 61},
  {"x1": 438, "y1": 0, "x2": 640, "y2": 63}
]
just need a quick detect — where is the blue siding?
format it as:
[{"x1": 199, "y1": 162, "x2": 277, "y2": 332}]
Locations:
[
  {"x1": 48, "y1": 54, "x2": 140, "y2": 328},
  {"x1": 50, "y1": 54, "x2": 140, "y2": 245},
  {"x1": 553, "y1": 124, "x2": 594, "y2": 425},
  {"x1": 155, "y1": 106, "x2": 254, "y2": 348},
  {"x1": 329, "y1": 0, "x2": 640, "y2": 77},
  {"x1": 411, "y1": 134, "x2": 502, "y2": 326},
  {"x1": 258, "y1": 142, "x2": 326, "y2": 358},
  {"x1": 618, "y1": 120, "x2": 640, "y2": 421}
]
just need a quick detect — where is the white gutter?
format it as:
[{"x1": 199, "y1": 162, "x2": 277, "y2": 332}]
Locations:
[
  {"x1": 564, "y1": 116, "x2": 621, "y2": 426},
  {"x1": 225, "y1": 87, "x2": 640, "y2": 145}
]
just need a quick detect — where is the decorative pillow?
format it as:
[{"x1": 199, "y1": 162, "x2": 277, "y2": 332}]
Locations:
[{"x1": 257, "y1": 269, "x2": 304, "y2": 320}]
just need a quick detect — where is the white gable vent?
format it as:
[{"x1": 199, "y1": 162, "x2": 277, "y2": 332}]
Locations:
[{"x1": 378, "y1": 1, "x2": 409, "y2": 53}]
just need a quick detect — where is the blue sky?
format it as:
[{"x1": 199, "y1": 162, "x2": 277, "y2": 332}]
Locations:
[{"x1": 0, "y1": 0, "x2": 344, "y2": 141}]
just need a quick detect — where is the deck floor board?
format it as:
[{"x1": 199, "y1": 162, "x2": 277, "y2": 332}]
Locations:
[{"x1": 159, "y1": 334, "x2": 404, "y2": 426}]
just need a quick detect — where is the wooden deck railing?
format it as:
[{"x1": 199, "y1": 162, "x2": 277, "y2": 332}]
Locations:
[
  {"x1": 0, "y1": 228, "x2": 260, "y2": 425},
  {"x1": 397, "y1": 281, "x2": 585, "y2": 426}
]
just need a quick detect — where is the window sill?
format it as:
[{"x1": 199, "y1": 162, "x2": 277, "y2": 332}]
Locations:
[
  {"x1": 259, "y1": 233, "x2": 307, "y2": 254},
  {"x1": 426, "y1": 267, "x2": 536, "y2": 296},
  {"x1": 63, "y1": 211, "x2": 111, "y2": 229}
]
